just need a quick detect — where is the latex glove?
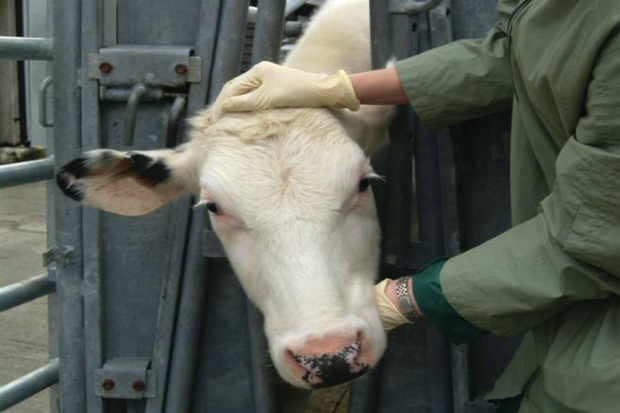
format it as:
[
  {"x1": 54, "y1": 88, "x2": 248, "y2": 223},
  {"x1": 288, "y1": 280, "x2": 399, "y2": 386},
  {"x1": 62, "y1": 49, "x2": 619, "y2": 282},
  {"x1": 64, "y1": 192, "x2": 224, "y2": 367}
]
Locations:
[
  {"x1": 374, "y1": 278, "x2": 412, "y2": 331},
  {"x1": 221, "y1": 61, "x2": 360, "y2": 112}
]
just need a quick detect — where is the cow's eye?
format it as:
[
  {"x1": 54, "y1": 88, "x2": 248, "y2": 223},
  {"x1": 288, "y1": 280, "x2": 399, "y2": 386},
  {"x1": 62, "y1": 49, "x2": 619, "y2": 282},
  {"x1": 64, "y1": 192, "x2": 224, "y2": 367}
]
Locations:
[
  {"x1": 206, "y1": 202, "x2": 221, "y2": 215},
  {"x1": 358, "y1": 178, "x2": 371, "y2": 192}
]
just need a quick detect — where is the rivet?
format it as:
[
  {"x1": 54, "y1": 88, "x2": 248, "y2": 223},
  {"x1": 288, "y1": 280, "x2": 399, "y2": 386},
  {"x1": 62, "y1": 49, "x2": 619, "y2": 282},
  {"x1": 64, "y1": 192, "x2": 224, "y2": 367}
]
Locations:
[
  {"x1": 385, "y1": 254, "x2": 398, "y2": 266},
  {"x1": 99, "y1": 62, "x2": 113, "y2": 73},
  {"x1": 132, "y1": 380, "x2": 146, "y2": 392},
  {"x1": 174, "y1": 64, "x2": 188, "y2": 75},
  {"x1": 102, "y1": 379, "x2": 115, "y2": 391}
]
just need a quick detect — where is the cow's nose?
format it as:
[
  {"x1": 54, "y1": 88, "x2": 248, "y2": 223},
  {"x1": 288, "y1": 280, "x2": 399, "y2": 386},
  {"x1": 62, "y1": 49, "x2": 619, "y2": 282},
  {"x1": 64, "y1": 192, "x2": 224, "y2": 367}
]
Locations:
[{"x1": 289, "y1": 334, "x2": 369, "y2": 388}]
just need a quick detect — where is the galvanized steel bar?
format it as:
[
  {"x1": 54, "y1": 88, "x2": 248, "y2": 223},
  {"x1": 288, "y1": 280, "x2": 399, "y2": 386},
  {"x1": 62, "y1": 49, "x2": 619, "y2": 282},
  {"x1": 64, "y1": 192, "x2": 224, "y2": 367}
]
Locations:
[
  {"x1": 0, "y1": 273, "x2": 56, "y2": 313},
  {"x1": 251, "y1": 0, "x2": 286, "y2": 65},
  {"x1": 0, "y1": 157, "x2": 55, "y2": 188},
  {"x1": 80, "y1": 2, "x2": 104, "y2": 413},
  {"x1": 247, "y1": 3, "x2": 286, "y2": 411},
  {"x1": 285, "y1": 0, "x2": 306, "y2": 16},
  {"x1": 122, "y1": 83, "x2": 147, "y2": 146},
  {"x1": 0, "y1": 36, "x2": 53, "y2": 60},
  {"x1": 0, "y1": 359, "x2": 59, "y2": 412},
  {"x1": 38, "y1": 76, "x2": 54, "y2": 127},
  {"x1": 210, "y1": 0, "x2": 252, "y2": 94},
  {"x1": 53, "y1": 0, "x2": 87, "y2": 411},
  {"x1": 155, "y1": 1, "x2": 224, "y2": 412},
  {"x1": 165, "y1": 96, "x2": 186, "y2": 148}
]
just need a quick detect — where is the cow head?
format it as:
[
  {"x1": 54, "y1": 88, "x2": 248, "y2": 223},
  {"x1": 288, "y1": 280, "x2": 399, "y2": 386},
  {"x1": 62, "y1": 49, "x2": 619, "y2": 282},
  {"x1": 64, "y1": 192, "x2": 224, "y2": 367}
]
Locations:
[{"x1": 56, "y1": 105, "x2": 391, "y2": 389}]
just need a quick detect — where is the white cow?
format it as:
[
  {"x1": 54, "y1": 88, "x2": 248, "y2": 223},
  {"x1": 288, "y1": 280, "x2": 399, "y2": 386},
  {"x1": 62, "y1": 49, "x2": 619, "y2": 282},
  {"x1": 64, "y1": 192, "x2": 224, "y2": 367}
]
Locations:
[{"x1": 57, "y1": 0, "x2": 395, "y2": 389}]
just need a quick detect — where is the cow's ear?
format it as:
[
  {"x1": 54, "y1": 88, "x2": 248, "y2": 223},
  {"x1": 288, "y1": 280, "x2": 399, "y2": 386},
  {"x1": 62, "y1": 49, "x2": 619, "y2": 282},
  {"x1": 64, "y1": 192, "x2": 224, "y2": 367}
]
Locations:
[{"x1": 56, "y1": 146, "x2": 199, "y2": 216}]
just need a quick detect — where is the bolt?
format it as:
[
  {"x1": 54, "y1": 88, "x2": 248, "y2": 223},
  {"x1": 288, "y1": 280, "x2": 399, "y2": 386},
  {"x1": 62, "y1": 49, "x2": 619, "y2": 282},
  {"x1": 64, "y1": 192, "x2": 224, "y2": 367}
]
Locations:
[
  {"x1": 132, "y1": 380, "x2": 146, "y2": 392},
  {"x1": 99, "y1": 62, "x2": 113, "y2": 73},
  {"x1": 385, "y1": 254, "x2": 398, "y2": 266},
  {"x1": 174, "y1": 64, "x2": 188, "y2": 75},
  {"x1": 102, "y1": 379, "x2": 115, "y2": 391}
]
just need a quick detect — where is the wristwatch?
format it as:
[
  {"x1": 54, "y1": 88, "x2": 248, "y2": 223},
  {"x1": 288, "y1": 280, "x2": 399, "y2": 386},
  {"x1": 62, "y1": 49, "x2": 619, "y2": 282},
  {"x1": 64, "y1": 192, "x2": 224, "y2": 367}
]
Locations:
[{"x1": 395, "y1": 276, "x2": 422, "y2": 323}]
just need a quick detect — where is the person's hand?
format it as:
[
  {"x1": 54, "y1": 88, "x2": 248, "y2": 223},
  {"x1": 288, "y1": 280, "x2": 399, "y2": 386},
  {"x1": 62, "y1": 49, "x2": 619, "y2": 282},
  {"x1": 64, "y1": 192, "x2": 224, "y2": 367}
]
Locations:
[
  {"x1": 220, "y1": 61, "x2": 360, "y2": 112},
  {"x1": 374, "y1": 277, "x2": 423, "y2": 331}
]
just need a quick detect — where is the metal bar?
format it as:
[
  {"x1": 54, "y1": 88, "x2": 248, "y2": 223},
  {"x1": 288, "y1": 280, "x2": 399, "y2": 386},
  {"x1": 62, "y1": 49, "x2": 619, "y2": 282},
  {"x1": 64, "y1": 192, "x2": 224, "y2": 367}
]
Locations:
[
  {"x1": 247, "y1": 3, "x2": 286, "y2": 411},
  {"x1": 101, "y1": 86, "x2": 165, "y2": 102},
  {"x1": 0, "y1": 273, "x2": 56, "y2": 313},
  {"x1": 390, "y1": 0, "x2": 443, "y2": 14},
  {"x1": 165, "y1": 96, "x2": 186, "y2": 148},
  {"x1": 122, "y1": 83, "x2": 147, "y2": 146},
  {"x1": 53, "y1": 0, "x2": 87, "y2": 411},
  {"x1": 0, "y1": 359, "x2": 60, "y2": 412},
  {"x1": 152, "y1": 1, "x2": 224, "y2": 412},
  {"x1": 210, "y1": 0, "x2": 251, "y2": 94},
  {"x1": 39, "y1": 76, "x2": 53, "y2": 127},
  {"x1": 251, "y1": 0, "x2": 286, "y2": 65},
  {"x1": 0, "y1": 36, "x2": 53, "y2": 60},
  {"x1": 285, "y1": 0, "x2": 306, "y2": 16},
  {"x1": 0, "y1": 157, "x2": 55, "y2": 188},
  {"x1": 80, "y1": 2, "x2": 104, "y2": 413}
]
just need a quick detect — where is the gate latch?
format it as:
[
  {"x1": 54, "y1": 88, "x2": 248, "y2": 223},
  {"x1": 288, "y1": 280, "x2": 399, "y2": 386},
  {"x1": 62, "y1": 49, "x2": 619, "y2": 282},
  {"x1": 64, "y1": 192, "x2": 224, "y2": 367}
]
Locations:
[
  {"x1": 88, "y1": 45, "x2": 202, "y2": 87},
  {"x1": 94, "y1": 358, "x2": 156, "y2": 399}
]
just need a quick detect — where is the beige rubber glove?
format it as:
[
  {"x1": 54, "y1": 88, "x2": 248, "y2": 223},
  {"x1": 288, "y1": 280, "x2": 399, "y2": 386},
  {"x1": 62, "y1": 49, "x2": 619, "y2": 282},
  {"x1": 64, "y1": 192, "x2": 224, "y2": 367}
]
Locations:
[
  {"x1": 221, "y1": 61, "x2": 360, "y2": 112},
  {"x1": 374, "y1": 278, "x2": 412, "y2": 331}
]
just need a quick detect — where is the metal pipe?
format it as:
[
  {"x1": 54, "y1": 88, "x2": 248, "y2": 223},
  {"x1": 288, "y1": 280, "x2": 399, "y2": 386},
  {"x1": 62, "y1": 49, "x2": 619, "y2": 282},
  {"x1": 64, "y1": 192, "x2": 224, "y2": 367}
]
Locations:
[
  {"x1": 210, "y1": 0, "x2": 252, "y2": 95},
  {"x1": 80, "y1": 2, "x2": 104, "y2": 413},
  {"x1": 53, "y1": 0, "x2": 87, "y2": 411},
  {"x1": 165, "y1": 96, "x2": 186, "y2": 148},
  {"x1": 251, "y1": 0, "x2": 287, "y2": 65},
  {"x1": 123, "y1": 83, "x2": 147, "y2": 146},
  {"x1": 101, "y1": 86, "x2": 165, "y2": 102},
  {"x1": 0, "y1": 359, "x2": 59, "y2": 411},
  {"x1": 0, "y1": 36, "x2": 53, "y2": 60},
  {"x1": 0, "y1": 273, "x2": 56, "y2": 313},
  {"x1": 39, "y1": 76, "x2": 54, "y2": 127},
  {"x1": 390, "y1": 0, "x2": 443, "y2": 14},
  {"x1": 0, "y1": 157, "x2": 55, "y2": 188},
  {"x1": 157, "y1": 0, "x2": 225, "y2": 412},
  {"x1": 285, "y1": 0, "x2": 306, "y2": 16}
]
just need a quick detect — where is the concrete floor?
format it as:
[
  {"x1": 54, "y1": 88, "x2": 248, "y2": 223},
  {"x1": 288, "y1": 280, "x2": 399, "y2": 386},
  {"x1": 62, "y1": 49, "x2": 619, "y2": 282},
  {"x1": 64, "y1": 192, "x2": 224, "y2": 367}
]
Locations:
[{"x1": 0, "y1": 182, "x2": 50, "y2": 413}]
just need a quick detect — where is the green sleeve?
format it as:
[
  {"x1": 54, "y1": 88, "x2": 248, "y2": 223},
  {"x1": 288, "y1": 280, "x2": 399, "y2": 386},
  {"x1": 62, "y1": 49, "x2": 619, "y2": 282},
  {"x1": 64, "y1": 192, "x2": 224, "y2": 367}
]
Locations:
[
  {"x1": 395, "y1": 0, "x2": 520, "y2": 130},
  {"x1": 438, "y1": 48, "x2": 620, "y2": 337},
  {"x1": 395, "y1": 28, "x2": 513, "y2": 130}
]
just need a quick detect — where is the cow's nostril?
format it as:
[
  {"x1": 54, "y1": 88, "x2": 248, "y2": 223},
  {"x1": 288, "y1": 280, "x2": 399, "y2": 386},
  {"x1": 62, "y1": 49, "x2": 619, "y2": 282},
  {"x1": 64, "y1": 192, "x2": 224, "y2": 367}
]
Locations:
[{"x1": 291, "y1": 338, "x2": 369, "y2": 388}]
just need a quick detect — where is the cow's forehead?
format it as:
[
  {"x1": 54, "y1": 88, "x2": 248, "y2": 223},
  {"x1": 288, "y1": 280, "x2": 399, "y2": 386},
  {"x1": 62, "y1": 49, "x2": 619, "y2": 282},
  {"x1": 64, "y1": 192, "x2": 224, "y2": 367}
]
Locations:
[{"x1": 197, "y1": 111, "x2": 369, "y2": 222}]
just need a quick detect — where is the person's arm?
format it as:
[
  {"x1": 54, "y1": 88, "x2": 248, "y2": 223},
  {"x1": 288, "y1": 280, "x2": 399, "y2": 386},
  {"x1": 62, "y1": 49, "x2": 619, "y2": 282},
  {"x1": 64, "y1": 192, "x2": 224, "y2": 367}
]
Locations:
[
  {"x1": 377, "y1": 43, "x2": 620, "y2": 341},
  {"x1": 349, "y1": 68, "x2": 409, "y2": 105}
]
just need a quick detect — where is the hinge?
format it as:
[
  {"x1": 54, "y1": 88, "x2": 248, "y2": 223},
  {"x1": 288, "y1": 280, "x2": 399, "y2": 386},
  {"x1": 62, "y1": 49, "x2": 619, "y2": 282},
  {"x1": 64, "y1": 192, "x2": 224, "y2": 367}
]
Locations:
[{"x1": 43, "y1": 246, "x2": 74, "y2": 267}]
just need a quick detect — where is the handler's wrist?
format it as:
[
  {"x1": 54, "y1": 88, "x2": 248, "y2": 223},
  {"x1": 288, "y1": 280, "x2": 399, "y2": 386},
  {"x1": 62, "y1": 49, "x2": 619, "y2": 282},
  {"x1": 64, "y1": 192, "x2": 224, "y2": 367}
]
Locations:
[{"x1": 385, "y1": 277, "x2": 424, "y2": 319}]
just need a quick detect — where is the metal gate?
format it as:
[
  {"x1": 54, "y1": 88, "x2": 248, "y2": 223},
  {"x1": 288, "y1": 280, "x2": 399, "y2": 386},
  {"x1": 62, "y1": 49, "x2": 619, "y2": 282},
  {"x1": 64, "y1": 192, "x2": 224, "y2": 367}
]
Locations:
[{"x1": 0, "y1": 1, "x2": 519, "y2": 412}]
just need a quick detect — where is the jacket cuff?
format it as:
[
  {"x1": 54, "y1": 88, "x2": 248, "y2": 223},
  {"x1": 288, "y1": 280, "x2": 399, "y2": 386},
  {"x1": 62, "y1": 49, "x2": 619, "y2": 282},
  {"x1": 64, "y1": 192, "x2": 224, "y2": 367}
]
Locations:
[
  {"x1": 413, "y1": 258, "x2": 489, "y2": 344},
  {"x1": 395, "y1": 55, "x2": 445, "y2": 131}
]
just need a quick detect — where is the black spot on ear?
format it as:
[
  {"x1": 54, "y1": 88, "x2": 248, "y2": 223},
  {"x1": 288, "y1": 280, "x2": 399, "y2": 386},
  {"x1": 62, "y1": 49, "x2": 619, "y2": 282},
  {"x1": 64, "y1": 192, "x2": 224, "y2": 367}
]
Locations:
[
  {"x1": 56, "y1": 157, "x2": 90, "y2": 201},
  {"x1": 128, "y1": 153, "x2": 171, "y2": 186},
  {"x1": 60, "y1": 157, "x2": 89, "y2": 179},
  {"x1": 56, "y1": 171, "x2": 84, "y2": 201}
]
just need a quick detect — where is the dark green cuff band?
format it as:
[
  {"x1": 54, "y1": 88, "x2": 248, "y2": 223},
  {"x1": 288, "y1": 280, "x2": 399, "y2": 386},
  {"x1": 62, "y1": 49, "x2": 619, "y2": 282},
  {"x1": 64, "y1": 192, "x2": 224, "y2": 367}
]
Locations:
[{"x1": 413, "y1": 258, "x2": 489, "y2": 345}]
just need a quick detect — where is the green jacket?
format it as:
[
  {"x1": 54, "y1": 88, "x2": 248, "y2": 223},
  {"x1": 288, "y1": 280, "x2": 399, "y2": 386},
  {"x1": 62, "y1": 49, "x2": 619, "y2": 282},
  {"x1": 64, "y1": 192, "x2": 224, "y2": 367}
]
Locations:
[{"x1": 396, "y1": 0, "x2": 620, "y2": 412}]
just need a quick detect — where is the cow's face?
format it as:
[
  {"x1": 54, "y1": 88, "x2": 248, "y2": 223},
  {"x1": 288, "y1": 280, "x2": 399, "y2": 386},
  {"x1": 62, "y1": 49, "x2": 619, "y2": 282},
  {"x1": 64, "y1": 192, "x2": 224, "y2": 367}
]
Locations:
[{"x1": 56, "y1": 108, "x2": 387, "y2": 389}]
